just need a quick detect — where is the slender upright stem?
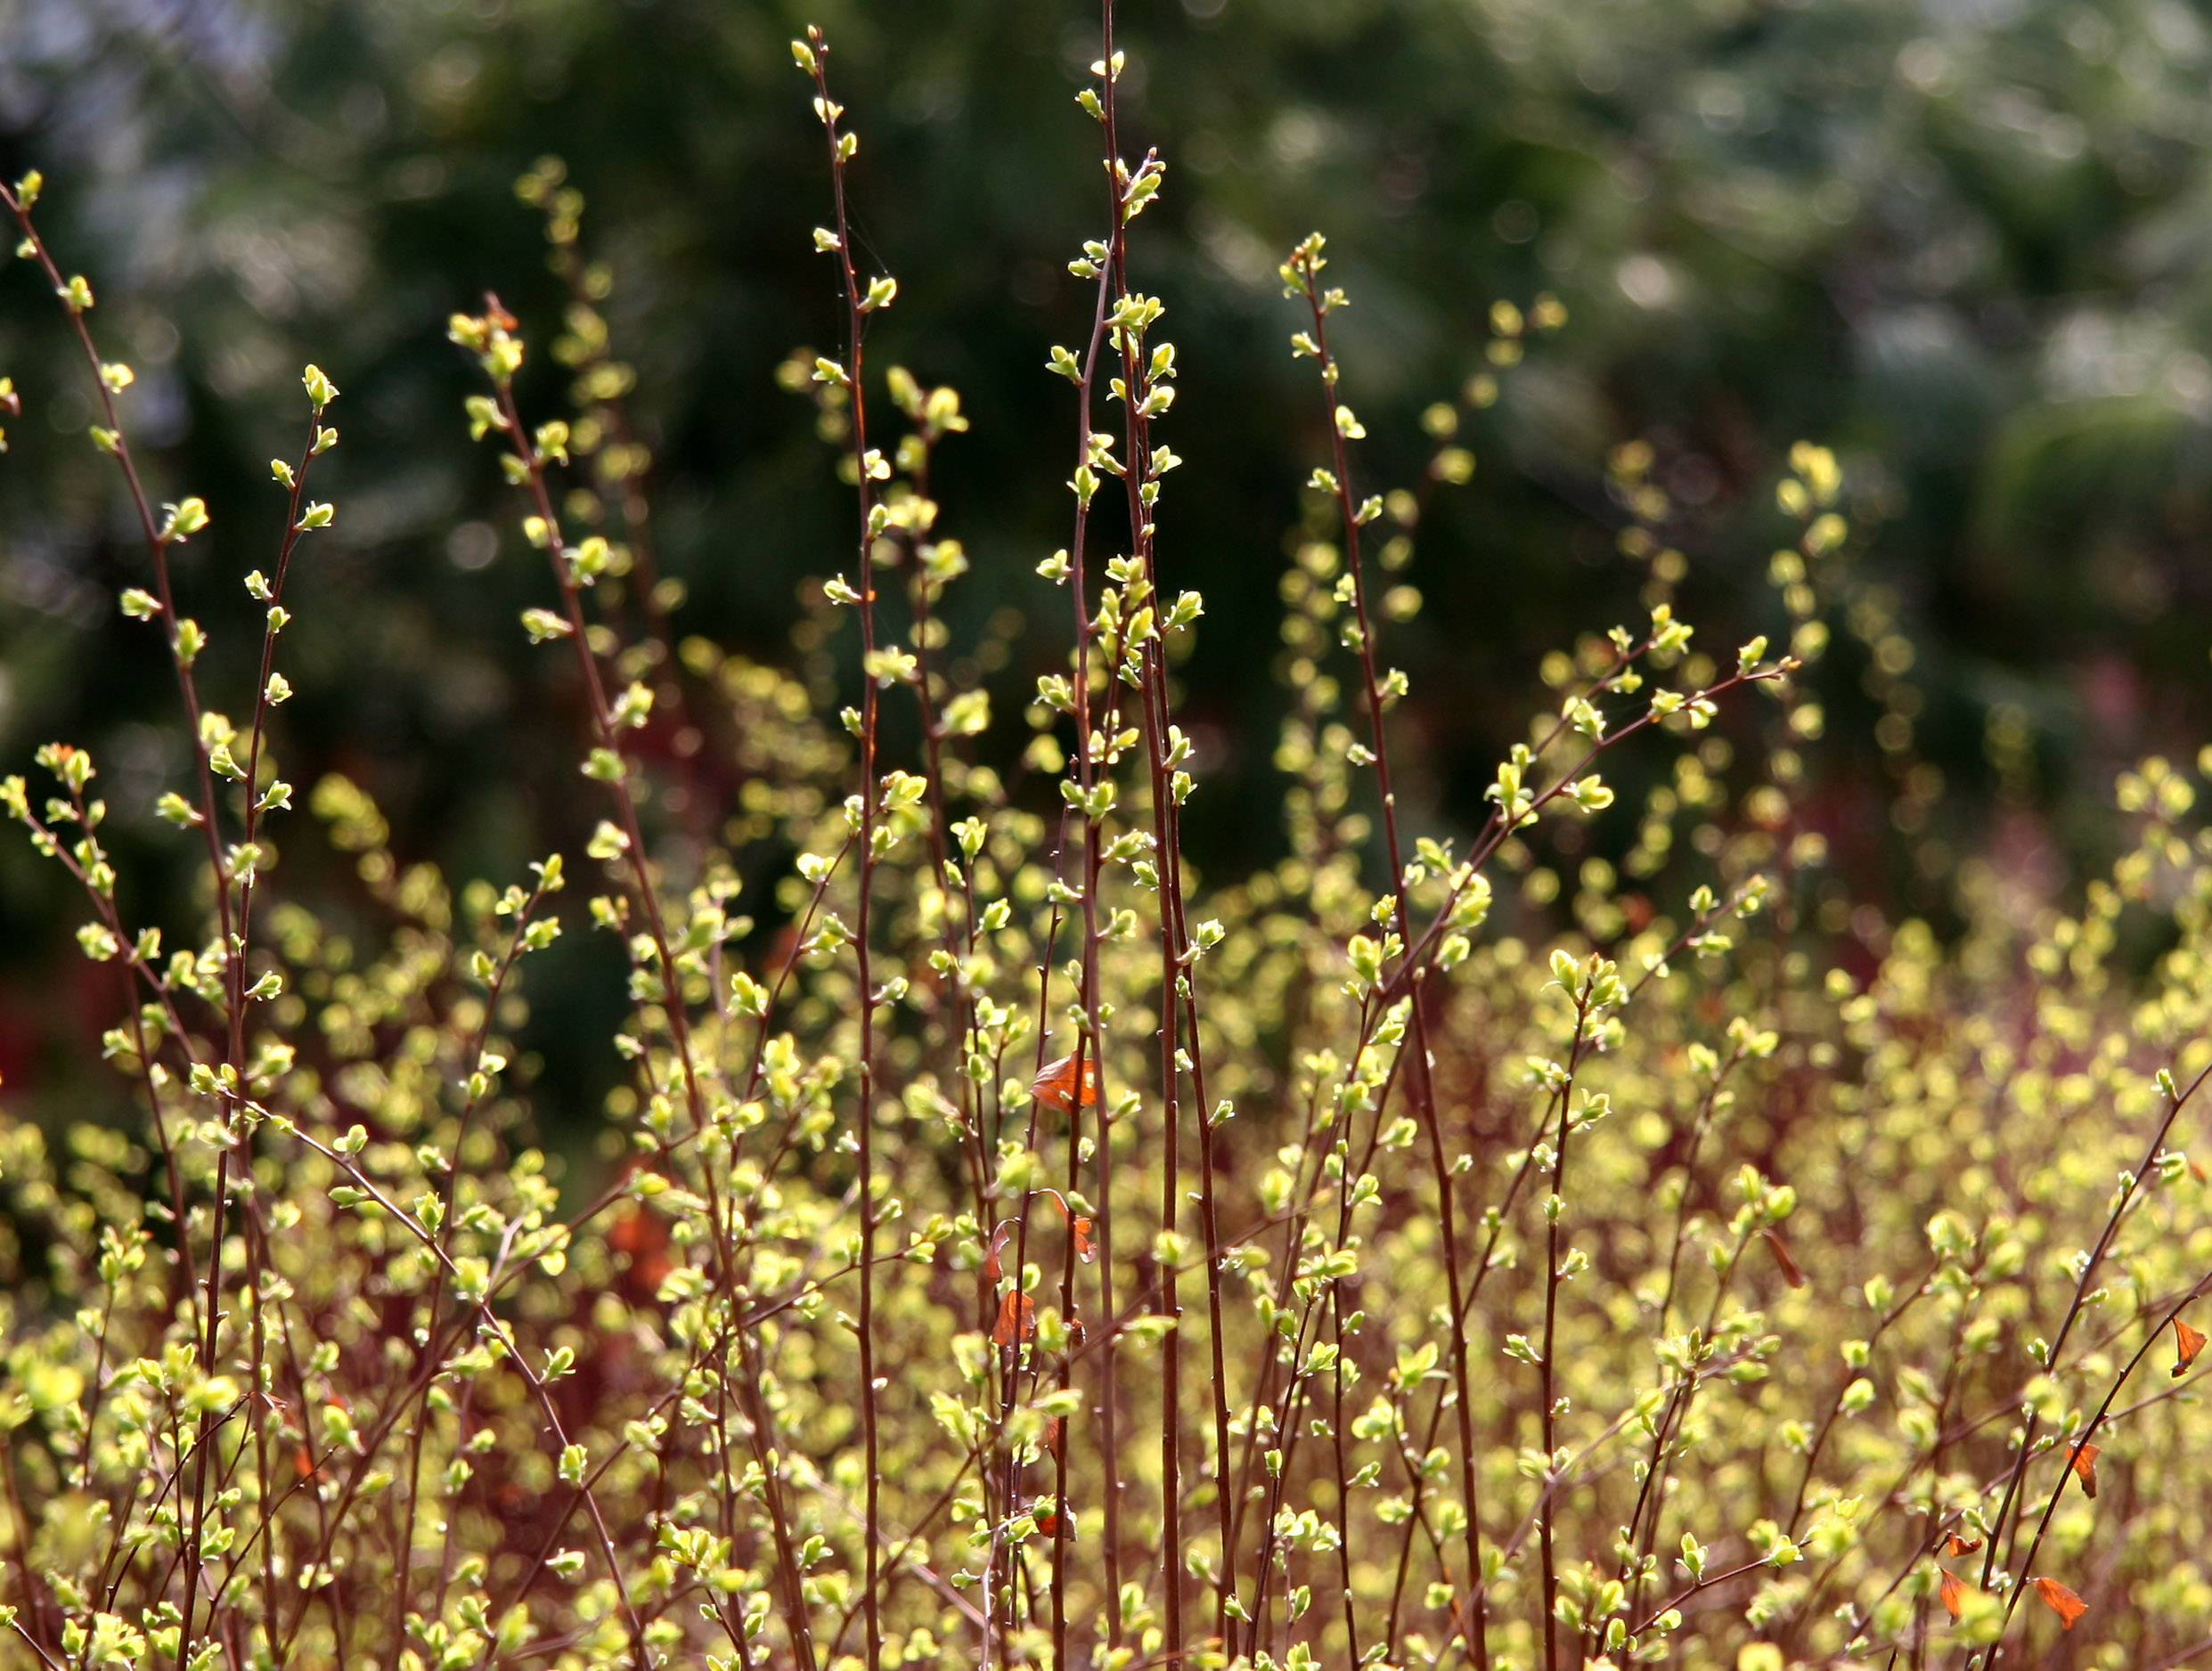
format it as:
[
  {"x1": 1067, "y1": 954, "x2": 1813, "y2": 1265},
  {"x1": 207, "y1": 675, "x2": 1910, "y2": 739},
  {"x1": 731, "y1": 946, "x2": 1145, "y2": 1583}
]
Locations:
[
  {"x1": 1536, "y1": 1010, "x2": 1590, "y2": 1671},
  {"x1": 805, "y1": 40, "x2": 888, "y2": 1671},
  {"x1": 1093, "y1": 6, "x2": 1199, "y2": 1651}
]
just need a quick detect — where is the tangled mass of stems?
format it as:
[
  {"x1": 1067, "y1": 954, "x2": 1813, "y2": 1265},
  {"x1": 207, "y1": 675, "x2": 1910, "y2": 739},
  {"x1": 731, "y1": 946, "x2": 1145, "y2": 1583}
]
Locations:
[{"x1": 7, "y1": 11, "x2": 2212, "y2": 1671}]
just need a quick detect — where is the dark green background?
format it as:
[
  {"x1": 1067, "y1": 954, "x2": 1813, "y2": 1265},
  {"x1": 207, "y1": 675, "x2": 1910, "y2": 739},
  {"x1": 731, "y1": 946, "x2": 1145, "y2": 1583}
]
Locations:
[{"x1": 5, "y1": 0, "x2": 2209, "y2": 1121}]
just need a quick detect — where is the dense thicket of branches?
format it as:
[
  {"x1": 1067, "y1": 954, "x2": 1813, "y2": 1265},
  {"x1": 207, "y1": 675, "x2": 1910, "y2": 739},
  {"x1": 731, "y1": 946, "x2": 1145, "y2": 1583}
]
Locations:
[{"x1": 6, "y1": 9, "x2": 2212, "y2": 1671}]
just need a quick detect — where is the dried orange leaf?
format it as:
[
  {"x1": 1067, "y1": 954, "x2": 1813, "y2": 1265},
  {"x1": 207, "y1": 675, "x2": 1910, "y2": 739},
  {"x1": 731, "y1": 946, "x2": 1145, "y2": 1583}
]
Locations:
[
  {"x1": 1761, "y1": 1227, "x2": 1805, "y2": 1289},
  {"x1": 2175, "y1": 1316, "x2": 2207, "y2": 1378},
  {"x1": 2067, "y1": 1441, "x2": 2099, "y2": 1500},
  {"x1": 1032, "y1": 1052, "x2": 1098, "y2": 1115},
  {"x1": 991, "y1": 1290, "x2": 1035, "y2": 1348},
  {"x1": 1945, "y1": 1533, "x2": 1982, "y2": 1558},
  {"x1": 2030, "y1": 1577, "x2": 2086, "y2": 1630},
  {"x1": 1939, "y1": 1568, "x2": 1967, "y2": 1621},
  {"x1": 1073, "y1": 1216, "x2": 1096, "y2": 1264},
  {"x1": 982, "y1": 1219, "x2": 1016, "y2": 1284}
]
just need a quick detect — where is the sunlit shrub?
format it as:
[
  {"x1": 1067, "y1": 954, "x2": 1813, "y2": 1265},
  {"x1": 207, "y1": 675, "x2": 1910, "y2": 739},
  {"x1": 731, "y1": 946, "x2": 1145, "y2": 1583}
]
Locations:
[{"x1": 4, "y1": 12, "x2": 2211, "y2": 1671}]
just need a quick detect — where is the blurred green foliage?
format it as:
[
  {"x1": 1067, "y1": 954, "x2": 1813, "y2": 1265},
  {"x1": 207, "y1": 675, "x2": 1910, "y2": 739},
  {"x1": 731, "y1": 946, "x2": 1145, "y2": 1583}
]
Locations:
[{"x1": 7, "y1": 0, "x2": 2212, "y2": 1121}]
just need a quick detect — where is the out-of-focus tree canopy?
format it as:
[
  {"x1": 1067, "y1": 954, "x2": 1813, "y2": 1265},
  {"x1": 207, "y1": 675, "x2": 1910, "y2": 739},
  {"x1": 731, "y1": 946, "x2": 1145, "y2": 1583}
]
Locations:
[{"x1": 6, "y1": 0, "x2": 2209, "y2": 1118}]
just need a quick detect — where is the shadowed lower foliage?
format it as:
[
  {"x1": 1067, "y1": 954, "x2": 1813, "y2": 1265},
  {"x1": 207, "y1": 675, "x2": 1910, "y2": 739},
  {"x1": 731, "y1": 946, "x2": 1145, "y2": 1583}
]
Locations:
[{"x1": 5, "y1": 10, "x2": 2212, "y2": 1671}]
